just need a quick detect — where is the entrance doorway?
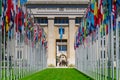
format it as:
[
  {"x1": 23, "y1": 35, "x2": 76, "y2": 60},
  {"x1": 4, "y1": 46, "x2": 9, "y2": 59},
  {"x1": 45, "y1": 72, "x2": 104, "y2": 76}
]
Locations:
[{"x1": 56, "y1": 39, "x2": 67, "y2": 67}]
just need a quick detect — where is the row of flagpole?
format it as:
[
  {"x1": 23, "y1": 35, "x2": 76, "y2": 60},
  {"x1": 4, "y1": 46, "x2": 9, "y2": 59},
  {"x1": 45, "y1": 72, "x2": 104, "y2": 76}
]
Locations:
[
  {"x1": 0, "y1": 8, "x2": 2, "y2": 80},
  {"x1": 75, "y1": 0, "x2": 120, "y2": 80},
  {"x1": 0, "y1": 0, "x2": 48, "y2": 80}
]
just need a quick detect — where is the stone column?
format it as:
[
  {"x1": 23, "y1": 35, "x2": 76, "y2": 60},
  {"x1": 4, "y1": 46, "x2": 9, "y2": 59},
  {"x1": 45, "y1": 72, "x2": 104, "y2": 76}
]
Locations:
[
  {"x1": 68, "y1": 16, "x2": 75, "y2": 66},
  {"x1": 47, "y1": 17, "x2": 56, "y2": 66}
]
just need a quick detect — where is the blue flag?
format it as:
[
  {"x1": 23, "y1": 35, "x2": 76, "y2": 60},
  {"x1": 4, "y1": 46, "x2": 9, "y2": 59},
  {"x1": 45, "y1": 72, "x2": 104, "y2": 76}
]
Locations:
[
  {"x1": 108, "y1": 0, "x2": 112, "y2": 15},
  {"x1": 117, "y1": 0, "x2": 120, "y2": 15},
  {"x1": 59, "y1": 26, "x2": 63, "y2": 39},
  {"x1": 20, "y1": 0, "x2": 27, "y2": 5}
]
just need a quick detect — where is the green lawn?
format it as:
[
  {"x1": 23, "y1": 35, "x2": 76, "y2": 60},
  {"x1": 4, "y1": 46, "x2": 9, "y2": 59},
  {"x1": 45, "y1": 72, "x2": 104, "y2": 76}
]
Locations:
[{"x1": 20, "y1": 68, "x2": 93, "y2": 80}]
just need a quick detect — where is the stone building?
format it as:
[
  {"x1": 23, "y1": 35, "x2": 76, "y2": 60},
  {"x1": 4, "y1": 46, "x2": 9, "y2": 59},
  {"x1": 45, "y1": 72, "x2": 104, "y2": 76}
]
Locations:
[{"x1": 26, "y1": 0, "x2": 89, "y2": 67}]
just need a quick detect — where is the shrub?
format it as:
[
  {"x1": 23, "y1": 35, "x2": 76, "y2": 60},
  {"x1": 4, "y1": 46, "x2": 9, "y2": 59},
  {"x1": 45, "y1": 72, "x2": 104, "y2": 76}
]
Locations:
[
  {"x1": 48, "y1": 64, "x2": 55, "y2": 67},
  {"x1": 68, "y1": 64, "x2": 75, "y2": 68}
]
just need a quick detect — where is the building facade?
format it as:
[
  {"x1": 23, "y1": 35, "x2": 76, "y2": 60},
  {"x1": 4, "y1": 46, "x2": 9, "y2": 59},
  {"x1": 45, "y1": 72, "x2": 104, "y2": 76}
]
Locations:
[{"x1": 27, "y1": 0, "x2": 89, "y2": 67}]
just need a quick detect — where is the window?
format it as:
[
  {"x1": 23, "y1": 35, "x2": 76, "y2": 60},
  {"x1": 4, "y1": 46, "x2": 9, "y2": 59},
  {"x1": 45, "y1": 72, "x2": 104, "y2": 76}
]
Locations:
[
  {"x1": 75, "y1": 17, "x2": 81, "y2": 24},
  {"x1": 59, "y1": 45, "x2": 67, "y2": 51},
  {"x1": 59, "y1": 28, "x2": 65, "y2": 34},
  {"x1": 34, "y1": 17, "x2": 48, "y2": 24},
  {"x1": 54, "y1": 17, "x2": 69, "y2": 24}
]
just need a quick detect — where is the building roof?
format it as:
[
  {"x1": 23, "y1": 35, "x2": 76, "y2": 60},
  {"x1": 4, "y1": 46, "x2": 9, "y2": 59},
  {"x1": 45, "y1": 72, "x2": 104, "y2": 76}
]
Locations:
[{"x1": 27, "y1": 0, "x2": 89, "y2": 5}]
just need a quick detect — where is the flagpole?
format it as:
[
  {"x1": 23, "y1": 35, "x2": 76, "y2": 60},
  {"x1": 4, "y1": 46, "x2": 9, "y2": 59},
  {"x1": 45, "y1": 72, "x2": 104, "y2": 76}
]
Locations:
[
  {"x1": 23, "y1": 31, "x2": 25, "y2": 78},
  {"x1": 26, "y1": 32, "x2": 28, "y2": 76},
  {"x1": 0, "y1": 12, "x2": 2, "y2": 80},
  {"x1": 39, "y1": 42, "x2": 41, "y2": 70},
  {"x1": 95, "y1": 31, "x2": 98, "y2": 80},
  {"x1": 98, "y1": 27, "x2": 101, "y2": 80},
  {"x1": 18, "y1": 32, "x2": 20, "y2": 80},
  {"x1": 105, "y1": 28, "x2": 108, "y2": 80},
  {"x1": 3, "y1": 13, "x2": 6, "y2": 80},
  {"x1": 111, "y1": 12, "x2": 114, "y2": 80},
  {"x1": 102, "y1": 25, "x2": 105, "y2": 80},
  {"x1": 13, "y1": 16, "x2": 16, "y2": 80},
  {"x1": 116, "y1": 17, "x2": 120, "y2": 80},
  {"x1": 30, "y1": 32, "x2": 32, "y2": 72},
  {"x1": 27, "y1": 33, "x2": 29, "y2": 74},
  {"x1": 10, "y1": 28, "x2": 13, "y2": 80},
  {"x1": 108, "y1": 0, "x2": 113, "y2": 79},
  {"x1": 0, "y1": 5, "x2": 2, "y2": 78},
  {"x1": 7, "y1": 26, "x2": 10, "y2": 80}
]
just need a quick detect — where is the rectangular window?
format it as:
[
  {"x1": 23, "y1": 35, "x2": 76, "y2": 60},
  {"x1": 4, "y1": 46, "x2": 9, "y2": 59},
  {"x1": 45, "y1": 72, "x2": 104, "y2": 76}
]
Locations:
[
  {"x1": 75, "y1": 17, "x2": 81, "y2": 24},
  {"x1": 59, "y1": 45, "x2": 67, "y2": 51},
  {"x1": 34, "y1": 17, "x2": 48, "y2": 24},
  {"x1": 54, "y1": 17, "x2": 69, "y2": 24}
]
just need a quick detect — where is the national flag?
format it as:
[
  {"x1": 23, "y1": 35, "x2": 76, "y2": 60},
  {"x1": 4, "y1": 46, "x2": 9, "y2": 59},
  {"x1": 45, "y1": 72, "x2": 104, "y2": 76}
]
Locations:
[
  {"x1": 33, "y1": 26, "x2": 37, "y2": 41},
  {"x1": 41, "y1": 38, "x2": 44, "y2": 46},
  {"x1": 94, "y1": 0, "x2": 98, "y2": 27},
  {"x1": 38, "y1": 28, "x2": 42, "y2": 40},
  {"x1": 112, "y1": 0, "x2": 117, "y2": 30},
  {"x1": 6, "y1": 0, "x2": 14, "y2": 32},
  {"x1": 0, "y1": 0, "x2": 2, "y2": 16},
  {"x1": 105, "y1": 24, "x2": 108, "y2": 34},
  {"x1": 98, "y1": 0, "x2": 103, "y2": 25},
  {"x1": 116, "y1": 0, "x2": 120, "y2": 15},
  {"x1": 20, "y1": 0, "x2": 27, "y2": 5},
  {"x1": 44, "y1": 41, "x2": 48, "y2": 48},
  {"x1": 102, "y1": 0, "x2": 109, "y2": 34},
  {"x1": 18, "y1": 8, "x2": 23, "y2": 33},
  {"x1": 5, "y1": 15, "x2": 9, "y2": 32},
  {"x1": 108, "y1": 0, "x2": 112, "y2": 15},
  {"x1": 59, "y1": 26, "x2": 63, "y2": 39},
  {"x1": 18, "y1": 0, "x2": 20, "y2": 8},
  {"x1": 90, "y1": 0, "x2": 95, "y2": 13}
]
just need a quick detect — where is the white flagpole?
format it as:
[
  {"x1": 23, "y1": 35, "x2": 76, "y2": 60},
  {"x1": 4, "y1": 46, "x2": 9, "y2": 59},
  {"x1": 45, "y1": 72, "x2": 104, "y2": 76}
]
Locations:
[
  {"x1": 13, "y1": 17, "x2": 16, "y2": 80},
  {"x1": 7, "y1": 21, "x2": 10, "y2": 80},
  {"x1": 107, "y1": 13, "x2": 112, "y2": 80},
  {"x1": 102, "y1": 26, "x2": 105, "y2": 80},
  {"x1": 23, "y1": 31, "x2": 25, "y2": 78},
  {"x1": 116, "y1": 17, "x2": 120, "y2": 80},
  {"x1": 0, "y1": 17, "x2": 1, "y2": 79},
  {"x1": 39, "y1": 40, "x2": 41, "y2": 70},
  {"x1": 30, "y1": 32, "x2": 32, "y2": 73},
  {"x1": 95, "y1": 32, "x2": 98, "y2": 80},
  {"x1": 111, "y1": 12, "x2": 114, "y2": 80},
  {"x1": 33, "y1": 44, "x2": 35, "y2": 72},
  {"x1": 18, "y1": 32, "x2": 20, "y2": 80},
  {"x1": 26, "y1": 33, "x2": 28, "y2": 76},
  {"x1": 10, "y1": 28, "x2": 13, "y2": 80},
  {"x1": 105, "y1": 29, "x2": 107, "y2": 80},
  {"x1": 27, "y1": 33, "x2": 29, "y2": 74},
  {"x1": 3, "y1": 13, "x2": 6, "y2": 80},
  {"x1": 98, "y1": 27, "x2": 101, "y2": 80}
]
